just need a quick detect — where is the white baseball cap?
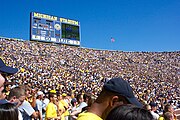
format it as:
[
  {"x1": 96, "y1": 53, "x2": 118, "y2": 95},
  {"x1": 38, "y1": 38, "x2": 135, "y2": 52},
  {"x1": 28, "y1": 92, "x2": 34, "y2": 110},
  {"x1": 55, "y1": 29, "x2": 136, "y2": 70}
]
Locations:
[{"x1": 37, "y1": 91, "x2": 44, "y2": 96}]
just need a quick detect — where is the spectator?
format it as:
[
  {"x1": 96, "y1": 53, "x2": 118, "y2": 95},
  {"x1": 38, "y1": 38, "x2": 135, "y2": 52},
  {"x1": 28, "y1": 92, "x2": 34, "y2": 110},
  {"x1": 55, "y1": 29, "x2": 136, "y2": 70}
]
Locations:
[
  {"x1": 18, "y1": 86, "x2": 39, "y2": 120},
  {"x1": 7, "y1": 86, "x2": 26, "y2": 107},
  {"x1": 159, "y1": 104, "x2": 177, "y2": 120},
  {"x1": 81, "y1": 93, "x2": 93, "y2": 112},
  {"x1": 0, "y1": 58, "x2": 18, "y2": 95},
  {"x1": 71, "y1": 94, "x2": 87, "y2": 116},
  {"x1": 71, "y1": 98, "x2": 78, "y2": 112},
  {"x1": 105, "y1": 104, "x2": 153, "y2": 120},
  {"x1": 150, "y1": 102, "x2": 160, "y2": 120},
  {"x1": 77, "y1": 77, "x2": 142, "y2": 120},
  {"x1": 3, "y1": 86, "x2": 25, "y2": 120},
  {"x1": 36, "y1": 91, "x2": 44, "y2": 120},
  {"x1": 0, "y1": 103, "x2": 19, "y2": 120},
  {"x1": 42, "y1": 94, "x2": 49, "y2": 120},
  {"x1": 164, "y1": 112, "x2": 175, "y2": 120},
  {"x1": 57, "y1": 93, "x2": 65, "y2": 120},
  {"x1": 46, "y1": 93, "x2": 60, "y2": 120},
  {"x1": 60, "y1": 93, "x2": 70, "y2": 120},
  {"x1": 164, "y1": 104, "x2": 176, "y2": 118}
]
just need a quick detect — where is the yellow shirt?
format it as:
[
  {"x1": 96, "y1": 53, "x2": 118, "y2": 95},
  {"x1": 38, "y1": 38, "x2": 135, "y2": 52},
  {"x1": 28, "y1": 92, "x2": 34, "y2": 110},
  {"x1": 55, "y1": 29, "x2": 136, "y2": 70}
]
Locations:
[
  {"x1": 60, "y1": 100, "x2": 69, "y2": 116},
  {"x1": 158, "y1": 116, "x2": 164, "y2": 120},
  {"x1": 77, "y1": 112, "x2": 102, "y2": 120},
  {"x1": 58, "y1": 101, "x2": 65, "y2": 120},
  {"x1": 46, "y1": 102, "x2": 57, "y2": 119}
]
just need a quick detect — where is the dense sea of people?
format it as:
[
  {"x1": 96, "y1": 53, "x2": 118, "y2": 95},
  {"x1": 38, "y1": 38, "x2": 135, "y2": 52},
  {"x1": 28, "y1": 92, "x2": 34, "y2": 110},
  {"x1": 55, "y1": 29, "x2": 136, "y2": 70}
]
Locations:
[{"x1": 0, "y1": 37, "x2": 179, "y2": 120}]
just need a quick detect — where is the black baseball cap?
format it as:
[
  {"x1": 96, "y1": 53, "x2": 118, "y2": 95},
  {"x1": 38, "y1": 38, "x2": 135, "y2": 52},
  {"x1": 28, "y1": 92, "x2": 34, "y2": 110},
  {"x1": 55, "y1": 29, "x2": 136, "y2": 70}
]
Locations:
[
  {"x1": 0, "y1": 58, "x2": 18, "y2": 75},
  {"x1": 103, "y1": 77, "x2": 143, "y2": 107}
]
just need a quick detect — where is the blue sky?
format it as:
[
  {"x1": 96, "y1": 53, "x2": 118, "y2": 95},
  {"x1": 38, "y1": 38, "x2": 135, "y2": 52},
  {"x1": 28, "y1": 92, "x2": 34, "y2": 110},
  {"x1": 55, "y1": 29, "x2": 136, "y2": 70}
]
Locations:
[{"x1": 0, "y1": 0, "x2": 180, "y2": 52}]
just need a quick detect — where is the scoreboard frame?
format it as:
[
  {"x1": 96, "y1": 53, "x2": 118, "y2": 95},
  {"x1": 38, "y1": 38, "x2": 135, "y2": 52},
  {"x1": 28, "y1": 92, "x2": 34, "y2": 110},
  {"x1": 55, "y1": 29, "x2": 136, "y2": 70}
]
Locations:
[{"x1": 30, "y1": 12, "x2": 81, "y2": 46}]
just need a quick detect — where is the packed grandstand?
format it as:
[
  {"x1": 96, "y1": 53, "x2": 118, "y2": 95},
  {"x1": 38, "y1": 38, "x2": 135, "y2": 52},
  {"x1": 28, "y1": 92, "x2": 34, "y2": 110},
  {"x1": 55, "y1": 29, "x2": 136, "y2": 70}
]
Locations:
[{"x1": 0, "y1": 37, "x2": 180, "y2": 119}]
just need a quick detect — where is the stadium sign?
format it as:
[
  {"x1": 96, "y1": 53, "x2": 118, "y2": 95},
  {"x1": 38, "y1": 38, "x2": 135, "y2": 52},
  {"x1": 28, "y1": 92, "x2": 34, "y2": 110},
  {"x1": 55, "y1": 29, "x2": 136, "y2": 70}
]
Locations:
[{"x1": 30, "y1": 12, "x2": 80, "y2": 46}]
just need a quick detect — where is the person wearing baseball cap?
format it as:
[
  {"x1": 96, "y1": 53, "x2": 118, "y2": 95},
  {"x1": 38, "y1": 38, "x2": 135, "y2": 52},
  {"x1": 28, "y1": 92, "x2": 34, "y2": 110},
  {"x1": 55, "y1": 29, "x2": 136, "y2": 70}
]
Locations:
[
  {"x1": 36, "y1": 91, "x2": 44, "y2": 120},
  {"x1": 0, "y1": 58, "x2": 18, "y2": 95},
  {"x1": 77, "y1": 77, "x2": 143, "y2": 120}
]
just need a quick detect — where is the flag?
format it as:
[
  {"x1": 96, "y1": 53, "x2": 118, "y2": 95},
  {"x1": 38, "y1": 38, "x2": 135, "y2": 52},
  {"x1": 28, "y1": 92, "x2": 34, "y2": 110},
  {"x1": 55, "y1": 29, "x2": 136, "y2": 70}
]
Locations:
[{"x1": 111, "y1": 37, "x2": 115, "y2": 42}]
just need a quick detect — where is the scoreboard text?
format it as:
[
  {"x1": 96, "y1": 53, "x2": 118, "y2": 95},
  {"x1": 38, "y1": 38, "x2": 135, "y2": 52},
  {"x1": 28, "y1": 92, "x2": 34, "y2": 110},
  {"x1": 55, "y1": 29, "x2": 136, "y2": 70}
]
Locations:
[{"x1": 30, "y1": 12, "x2": 80, "y2": 46}]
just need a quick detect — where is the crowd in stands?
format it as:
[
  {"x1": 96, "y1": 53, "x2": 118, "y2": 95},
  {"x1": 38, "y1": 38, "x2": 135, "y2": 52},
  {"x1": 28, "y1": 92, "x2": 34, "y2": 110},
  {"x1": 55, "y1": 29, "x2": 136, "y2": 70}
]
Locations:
[{"x1": 0, "y1": 37, "x2": 179, "y2": 120}]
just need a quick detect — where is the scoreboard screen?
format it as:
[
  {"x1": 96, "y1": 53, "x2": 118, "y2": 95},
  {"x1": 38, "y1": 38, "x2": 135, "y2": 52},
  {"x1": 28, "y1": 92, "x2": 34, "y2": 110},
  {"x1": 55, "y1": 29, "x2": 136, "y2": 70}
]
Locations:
[
  {"x1": 62, "y1": 23, "x2": 80, "y2": 40},
  {"x1": 30, "y1": 12, "x2": 80, "y2": 46}
]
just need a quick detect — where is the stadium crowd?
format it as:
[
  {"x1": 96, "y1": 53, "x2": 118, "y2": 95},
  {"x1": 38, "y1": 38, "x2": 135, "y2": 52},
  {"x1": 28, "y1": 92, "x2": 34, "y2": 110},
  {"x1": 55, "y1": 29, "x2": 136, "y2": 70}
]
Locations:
[{"x1": 0, "y1": 37, "x2": 179, "y2": 120}]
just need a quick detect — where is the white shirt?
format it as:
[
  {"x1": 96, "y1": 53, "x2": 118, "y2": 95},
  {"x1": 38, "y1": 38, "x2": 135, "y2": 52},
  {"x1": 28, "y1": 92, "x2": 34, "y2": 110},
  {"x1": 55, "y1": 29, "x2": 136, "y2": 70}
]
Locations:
[
  {"x1": 36, "y1": 99, "x2": 43, "y2": 116},
  {"x1": 18, "y1": 100, "x2": 35, "y2": 120},
  {"x1": 151, "y1": 111, "x2": 159, "y2": 120},
  {"x1": 18, "y1": 110, "x2": 23, "y2": 120}
]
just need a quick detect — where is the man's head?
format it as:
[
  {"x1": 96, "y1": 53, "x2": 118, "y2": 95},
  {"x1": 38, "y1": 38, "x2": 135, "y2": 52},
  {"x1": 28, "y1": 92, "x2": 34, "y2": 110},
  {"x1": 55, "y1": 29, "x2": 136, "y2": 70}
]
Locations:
[
  {"x1": 57, "y1": 92, "x2": 62, "y2": 100},
  {"x1": 62, "y1": 93, "x2": 67, "y2": 99},
  {"x1": 37, "y1": 91, "x2": 44, "y2": 99},
  {"x1": 164, "y1": 104, "x2": 174, "y2": 113},
  {"x1": 0, "y1": 58, "x2": 18, "y2": 94},
  {"x1": 149, "y1": 102, "x2": 157, "y2": 111},
  {"x1": 18, "y1": 85, "x2": 32, "y2": 99},
  {"x1": 7, "y1": 86, "x2": 26, "y2": 107},
  {"x1": 103, "y1": 77, "x2": 142, "y2": 107},
  {"x1": 77, "y1": 94, "x2": 84, "y2": 104},
  {"x1": 94, "y1": 77, "x2": 142, "y2": 119},
  {"x1": 164, "y1": 112, "x2": 174, "y2": 120},
  {"x1": 49, "y1": 93, "x2": 57, "y2": 103},
  {"x1": 71, "y1": 98, "x2": 77, "y2": 107}
]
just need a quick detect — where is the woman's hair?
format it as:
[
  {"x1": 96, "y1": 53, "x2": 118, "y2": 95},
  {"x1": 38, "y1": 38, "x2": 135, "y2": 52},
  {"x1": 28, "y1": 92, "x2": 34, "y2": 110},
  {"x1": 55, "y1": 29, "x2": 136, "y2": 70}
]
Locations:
[
  {"x1": 105, "y1": 104, "x2": 153, "y2": 120},
  {"x1": 164, "y1": 112, "x2": 174, "y2": 120},
  {"x1": 0, "y1": 103, "x2": 19, "y2": 120},
  {"x1": 164, "y1": 104, "x2": 173, "y2": 113}
]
